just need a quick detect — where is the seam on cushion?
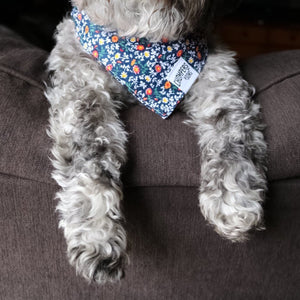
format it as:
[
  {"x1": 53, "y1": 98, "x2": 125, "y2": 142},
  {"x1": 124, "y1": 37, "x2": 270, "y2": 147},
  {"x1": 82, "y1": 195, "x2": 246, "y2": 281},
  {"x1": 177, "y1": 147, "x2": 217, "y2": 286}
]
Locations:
[
  {"x1": 0, "y1": 64, "x2": 45, "y2": 91},
  {"x1": 124, "y1": 177, "x2": 300, "y2": 189},
  {"x1": 0, "y1": 171, "x2": 199, "y2": 188},
  {"x1": 268, "y1": 176, "x2": 300, "y2": 184},
  {"x1": 124, "y1": 186, "x2": 198, "y2": 190},
  {"x1": 124, "y1": 184, "x2": 200, "y2": 188},
  {"x1": 255, "y1": 71, "x2": 300, "y2": 95},
  {"x1": 0, "y1": 171, "x2": 55, "y2": 186},
  {"x1": 123, "y1": 175, "x2": 300, "y2": 188},
  {"x1": 1, "y1": 171, "x2": 298, "y2": 189}
]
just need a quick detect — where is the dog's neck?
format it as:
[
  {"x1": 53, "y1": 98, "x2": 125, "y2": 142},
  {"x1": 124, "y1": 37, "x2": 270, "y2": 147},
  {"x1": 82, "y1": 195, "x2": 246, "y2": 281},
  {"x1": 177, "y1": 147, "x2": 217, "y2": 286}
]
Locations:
[{"x1": 71, "y1": 1, "x2": 212, "y2": 43}]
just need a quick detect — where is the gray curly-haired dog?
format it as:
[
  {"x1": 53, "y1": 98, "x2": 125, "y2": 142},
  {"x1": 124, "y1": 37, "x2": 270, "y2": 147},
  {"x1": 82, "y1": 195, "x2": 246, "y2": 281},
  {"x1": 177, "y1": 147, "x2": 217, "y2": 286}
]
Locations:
[{"x1": 46, "y1": 0, "x2": 267, "y2": 284}]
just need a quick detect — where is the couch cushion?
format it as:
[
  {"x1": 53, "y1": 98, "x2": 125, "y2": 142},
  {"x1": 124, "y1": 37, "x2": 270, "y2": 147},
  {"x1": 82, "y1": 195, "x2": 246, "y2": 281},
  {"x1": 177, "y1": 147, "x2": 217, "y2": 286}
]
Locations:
[
  {"x1": 241, "y1": 50, "x2": 300, "y2": 181},
  {"x1": 0, "y1": 27, "x2": 299, "y2": 187},
  {"x1": 0, "y1": 27, "x2": 53, "y2": 185},
  {"x1": 1, "y1": 177, "x2": 299, "y2": 299}
]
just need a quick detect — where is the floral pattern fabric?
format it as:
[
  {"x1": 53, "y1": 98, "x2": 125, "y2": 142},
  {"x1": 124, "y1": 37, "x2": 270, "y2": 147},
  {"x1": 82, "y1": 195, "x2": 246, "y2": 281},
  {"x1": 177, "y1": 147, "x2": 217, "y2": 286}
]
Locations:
[{"x1": 71, "y1": 7, "x2": 208, "y2": 119}]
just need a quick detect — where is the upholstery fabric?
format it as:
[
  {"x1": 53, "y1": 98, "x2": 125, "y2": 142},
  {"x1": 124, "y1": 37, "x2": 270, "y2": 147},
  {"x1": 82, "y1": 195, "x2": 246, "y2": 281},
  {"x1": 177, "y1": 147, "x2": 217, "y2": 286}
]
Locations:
[
  {"x1": 0, "y1": 27, "x2": 299, "y2": 299},
  {"x1": 1, "y1": 177, "x2": 299, "y2": 299},
  {"x1": 241, "y1": 50, "x2": 300, "y2": 181},
  {"x1": 1, "y1": 27, "x2": 300, "y2": 187}
]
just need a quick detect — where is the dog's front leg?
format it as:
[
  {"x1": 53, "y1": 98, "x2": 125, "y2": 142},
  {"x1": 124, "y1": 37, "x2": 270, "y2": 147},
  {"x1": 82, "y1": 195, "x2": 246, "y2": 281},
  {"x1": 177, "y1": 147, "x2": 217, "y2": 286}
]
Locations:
[
  {"x1": 47, "y1": 53, "x2": 128, "y2": 284},
  {"x1": 183, "y1": 49, "x2": 268, "y2": 241},
  {"x1": 48, "y1": 85, "x2": 127, "y2": 283}
]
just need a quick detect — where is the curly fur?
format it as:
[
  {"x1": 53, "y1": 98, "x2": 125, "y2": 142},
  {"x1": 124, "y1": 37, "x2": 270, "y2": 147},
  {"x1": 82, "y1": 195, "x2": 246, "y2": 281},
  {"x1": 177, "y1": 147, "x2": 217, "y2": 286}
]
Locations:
[
  {"x1": 72, "y1": 0, "x2": 211, "y2": 41},
  {"x1": 46, "y1": 0, "x2": 267, "y2": 284}
]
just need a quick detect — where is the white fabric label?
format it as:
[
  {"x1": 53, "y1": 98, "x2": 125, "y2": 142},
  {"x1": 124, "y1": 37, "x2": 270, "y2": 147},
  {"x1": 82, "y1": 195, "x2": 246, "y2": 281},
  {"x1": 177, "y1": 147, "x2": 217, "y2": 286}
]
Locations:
[{"x1": 167, "y1": 57, "x2": 199, "y2": 94}]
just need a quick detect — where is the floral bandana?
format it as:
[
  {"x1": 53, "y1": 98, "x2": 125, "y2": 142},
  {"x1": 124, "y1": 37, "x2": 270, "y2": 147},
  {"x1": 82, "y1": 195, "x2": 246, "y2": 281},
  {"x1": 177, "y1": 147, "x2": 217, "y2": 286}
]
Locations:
[{"x1": 71, "y1": 7, "x2": 208, "y2": 119}]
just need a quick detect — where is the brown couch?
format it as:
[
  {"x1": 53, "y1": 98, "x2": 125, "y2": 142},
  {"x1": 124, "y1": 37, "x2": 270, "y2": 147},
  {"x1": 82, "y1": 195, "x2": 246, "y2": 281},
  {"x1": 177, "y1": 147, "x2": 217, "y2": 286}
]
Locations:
[{"x1": 1, "y1": 26, "x2": 300, "y2": 299}]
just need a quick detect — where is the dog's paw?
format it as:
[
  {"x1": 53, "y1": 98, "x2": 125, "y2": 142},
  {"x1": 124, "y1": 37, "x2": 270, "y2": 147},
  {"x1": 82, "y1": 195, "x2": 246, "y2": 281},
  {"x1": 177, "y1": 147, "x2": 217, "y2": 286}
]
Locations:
[
  {"x1": 68, "y1": 237, "x2": 128, "y2": 284},
  {"x1": 199, "y1": 189, "x2": 264, "y2": 242}
]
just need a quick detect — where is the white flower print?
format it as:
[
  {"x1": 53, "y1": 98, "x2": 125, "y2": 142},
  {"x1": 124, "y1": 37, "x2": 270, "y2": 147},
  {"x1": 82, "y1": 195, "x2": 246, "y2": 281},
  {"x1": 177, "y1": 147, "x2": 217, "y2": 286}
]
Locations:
[{"x1": 121, "y1": 72, "x2": 128, "y2": 79}]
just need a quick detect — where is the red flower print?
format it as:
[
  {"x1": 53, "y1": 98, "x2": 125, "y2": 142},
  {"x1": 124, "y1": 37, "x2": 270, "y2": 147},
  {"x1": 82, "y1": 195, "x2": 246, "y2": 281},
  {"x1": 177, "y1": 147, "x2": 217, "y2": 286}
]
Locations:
[
  {"x1": 146, "y1": 88, "x2": 153, "y2": 96},
  {"x1": 158, "y1": 54, "x2": 162, "y2": 59},
  {"x1": 133, "y1": 65, "x2": 140, "y2": 74},
  {"x1": 78, "y1": 14, "x2": 82, "y2": 21},
  {"x1": 106, "y1": 64, "x2": 113, "y2": 71},
  {"x1": 177, "y1": 50, "x2": 183, "y2": 57},
  {"x1": 162, "y1": 37, "x2": 169, "y2": 43},
  {"x1": 155, "y1": 65, "x2": 162, "y2": 73},
  {"x1": 112, "y1": 35, "x2": 119, "y2": 43},
  {"x1": 92, "y1": 50, "x2": 99, "y2": 58},
  {"x1": 164, "y1": 81, "x2": 171, "y2": 89},
  {"x1": 197, "y1": 51, "x2": 202, "y2": 59},
  {"x1": 137, "y1": 45, "x2": 145, "y2": 51}
]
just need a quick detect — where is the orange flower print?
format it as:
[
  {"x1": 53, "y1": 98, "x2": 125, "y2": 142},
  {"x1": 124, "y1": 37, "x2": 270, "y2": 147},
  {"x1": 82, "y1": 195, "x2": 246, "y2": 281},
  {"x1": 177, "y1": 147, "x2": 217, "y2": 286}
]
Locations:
[
  {"x1": 146, "y1": 88, "x2": 153, "y2": 96},
  {"x1": 112, "y1": 35, "x2": 119, "y2": 43},
  {"x1": 106, "y1": 64, "x2": 113, "y2": 71},
  {"x1": 133, "y1": 65, "x2": 140, "y2": 74},
  {"x1": 78, "y1": 13, "x2": 82, "y2": 21},
  {"x1": 92, "y1": 50, "x2": 98, "y2": 58},
  {"x1": 155, "y1": 65, "x2": 162, "y2": 73},
  {"x1": 197, "y1": 51, "x2": 202, "y2": 59},
  {"x1": 162, "y1": 37, "x2": 169, "y2": 43},
  {"x1": 131, "y1": 59, "x2": 136, "y2": 66},
  {"x1": 164, "y1": 81, "x2": 171, "y2": 89},
  {"x1": 85, "y1": 25, "x2": 89, "y2": 34},
  {"x1": 137, "y1": 45, "x2": 145, "y2": 51},
  {"x1": 176, "y1": 50, "x2": 183, "y2": 57}
]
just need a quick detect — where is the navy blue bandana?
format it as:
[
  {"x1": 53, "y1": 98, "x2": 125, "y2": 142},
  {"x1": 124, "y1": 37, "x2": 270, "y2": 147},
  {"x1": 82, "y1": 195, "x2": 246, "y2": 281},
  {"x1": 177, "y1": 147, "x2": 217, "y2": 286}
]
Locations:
[{"x1": 71, "y1": 7, "x2": 208, "y2": 119}]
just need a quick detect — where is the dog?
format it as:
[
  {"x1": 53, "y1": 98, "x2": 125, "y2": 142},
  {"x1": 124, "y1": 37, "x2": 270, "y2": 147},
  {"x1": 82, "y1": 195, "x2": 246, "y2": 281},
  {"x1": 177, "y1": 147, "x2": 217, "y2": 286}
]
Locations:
[{"x1": 46, "y1": 0, "x2": 267, "y2": 284}]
